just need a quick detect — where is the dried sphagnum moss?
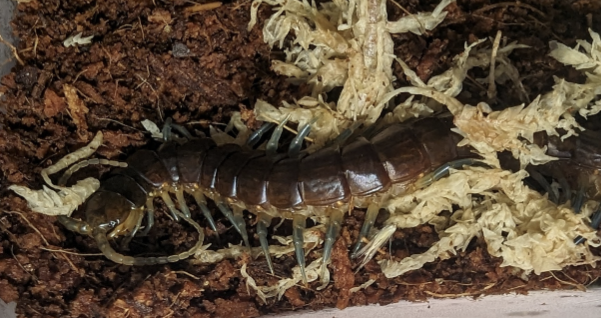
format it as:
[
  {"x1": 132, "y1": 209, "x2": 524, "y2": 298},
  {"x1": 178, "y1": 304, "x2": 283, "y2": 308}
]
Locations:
[
  {"x1": 9, "y1": 0, "x2": 601, "y2": 303},
  {"x1": 247, "y1": 0, "x2": 601, "y2": 290}
]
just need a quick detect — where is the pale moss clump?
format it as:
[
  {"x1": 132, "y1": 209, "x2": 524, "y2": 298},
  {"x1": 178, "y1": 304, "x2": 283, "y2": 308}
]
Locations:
[{"x1": 246, "y1": 0, "x2": 601, "y2": 292}]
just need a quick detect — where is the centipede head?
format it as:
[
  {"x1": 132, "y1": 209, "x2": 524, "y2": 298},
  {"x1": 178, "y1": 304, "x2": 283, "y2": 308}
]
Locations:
[{"x1": 84, "y1": 190, "x2": 139, "y2": 236}]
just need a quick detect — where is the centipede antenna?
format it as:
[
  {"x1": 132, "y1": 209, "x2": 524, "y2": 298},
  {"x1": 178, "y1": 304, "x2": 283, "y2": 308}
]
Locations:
[
  {"x1": 266, "y1": 114, "x2": 291, "y2": 156},
  {"x1": 322, "y1": 208, "x2": 344, "y2": 266},
  {"x1": 58, "y1": 158, "x2": 127, "y2": 186},
  {"x1": 246, "y1": 122, "x2": 276, "y2": 148},
  {"x1": 292, "y1": 214, "x2": 308, "y2": 285},
  {"x1": 288, "y1": 117, "x2": 319, "y2": 158},
  {"x1": 160, "y1": 192, "x2": 182, "y2": 222},
  {"x1": 173, "y1": 187, "x2": 192, "y2": 218},
  {"x1": 186, "y1": 189, "x2": 219, "y2": 240},
  {"x1": 257, "y1": 213, "x2": 274, "y2": 275},
  {"x1": 140, "y1": 196, "x2": 156, "y2": 236},
  {"x1": 351, "y1": 202, "x2": 380, "y2": 258}
]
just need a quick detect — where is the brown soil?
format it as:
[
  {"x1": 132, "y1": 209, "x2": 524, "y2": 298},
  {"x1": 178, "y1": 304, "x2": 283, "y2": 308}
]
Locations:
[{"x1": 1, "y1": 0, "x2": 601, "y2": 317}]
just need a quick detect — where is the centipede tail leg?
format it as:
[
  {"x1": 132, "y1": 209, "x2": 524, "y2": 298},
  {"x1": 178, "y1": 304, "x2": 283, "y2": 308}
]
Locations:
[
  {"x1": 351, "y1": 202, "x2": 380, "y2": 258},
  {"x1": 257, "y1": 213, "x2": 275, "y2": 274},
  {"x1": 292, "y1": 214, "x2": 308, "y2": 285},
  {"x1": 322, "y1": 207, "x2": 344, "y2": 266}
]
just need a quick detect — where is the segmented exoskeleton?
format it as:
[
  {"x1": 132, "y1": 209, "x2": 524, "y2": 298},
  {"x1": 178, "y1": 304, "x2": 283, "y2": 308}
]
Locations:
[
  {"x1": 53, "y1": 115, "x2": 474, "y2": 278},
  {"x1": 41, "y1": 113, "x2": 601, "y2": 282}
]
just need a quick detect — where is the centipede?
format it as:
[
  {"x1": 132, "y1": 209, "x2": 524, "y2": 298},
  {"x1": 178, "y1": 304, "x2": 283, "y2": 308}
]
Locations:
[{"x1": 11, "y1": 113, "x2": 601, "y2": 284}]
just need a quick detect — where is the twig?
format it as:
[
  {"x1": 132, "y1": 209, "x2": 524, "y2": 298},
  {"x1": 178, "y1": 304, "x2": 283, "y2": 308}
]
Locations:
[
  {"x1": 550, "y1": 271, "x2": 586, "y2": 291},
  {"x1": 171, "y1": 270, "x2": 202, "y2": 280},
  {"x1": 11, "y1": 245, "x2": 39, "y2": 282},
  {"x1": 6, "y1": 211, "x2": 50, "y2": 245},
  {"x1": 138, "y1": 16, "x2": 145, "y2": 41},
  {"x1": 39, "y1": 247, "x2": 103, "y2": 256},
  {"x1": 0, "y1": 33, "x2": 24, "y2": 65},
  {"x1": 474, "y1": 2, "x2": 547, "y2": 19},
  {"x1": 424, "y1": 282, "x2": 496, "y2": 297},
  {"x1": 184, "y1": 2, "x2": 222, "y2": 14},
  {"x1": 258, "y1": 114, "x2": 315, "y2": 143}
]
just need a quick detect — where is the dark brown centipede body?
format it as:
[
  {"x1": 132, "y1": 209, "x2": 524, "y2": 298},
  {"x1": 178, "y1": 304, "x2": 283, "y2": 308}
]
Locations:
[
  {"x1": 140, "y1": 116, "x2": 472, "y2": 212},
  {"x1": 52, "y1": 114, "x2": 601, "y2": 274}
]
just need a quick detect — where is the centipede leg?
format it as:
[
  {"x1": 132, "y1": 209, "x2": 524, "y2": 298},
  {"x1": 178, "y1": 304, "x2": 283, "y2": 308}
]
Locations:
[
  {"x1": 591, "y1": 206, "x2": 601, "y2": 229},
  {"x1": 257, "y1": 213, "x2": 274, "y2": 274},
  {"x1": 528, "y1": 169, "x2": 559, "y2": 203},
  {"x1": 120, "y1": 208, "x2": 145, "y2": 250},
  {"x1": 351, "y1": 202, "x2": 380, "y2": 258},
  {"x1": 217, "y1": 201, "x2": 250, "y2": 248},
  {"x1": 246, "y1": 122, "x2": 276, "y2": 148},
  {"x1": 174, "y1": 187, "x2": 192, "y2": 218},
  {"x1": 575, "y1": 204, "x2": 601, "y2": 245},
  {"x1": 572, "y1": 174, "x2": 587, "y2": 214},
  {"x1": 233, "y1": 206, "x2": 251, "y2": 249},
  {"x1": 322, "y1": 207, "x2": 344, "y2": 266},
  {"x1": 288, "y1": 117, "x2": 319, "y2": 158},
  {"x1": 266, "y1": 114, "x2": 291, "y2": 156},
  {"x1": 160, "y1": 192, "x2": 181, "y2": 222},
  {"x1": 328, "y1": 121, "x2": 362, "y2": 148},
  {"x1": 415, "y1": 158, "x2": 482, "y2": 188},
  {"x1": 187, "y1": 188, "x2": 219, "y2": 234},
  {"x1": 169, "y1": 122, "x2": 194, "y2": 140},
  {"x1": 558, "y1": 174, "x2": 571, "y2": 204},
  {"x1": 292, "y1": 214, "x2": 308, "y2": 285},
  {"x1": 140, "y1": 197, "x2": 156, "y2": 236}
]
